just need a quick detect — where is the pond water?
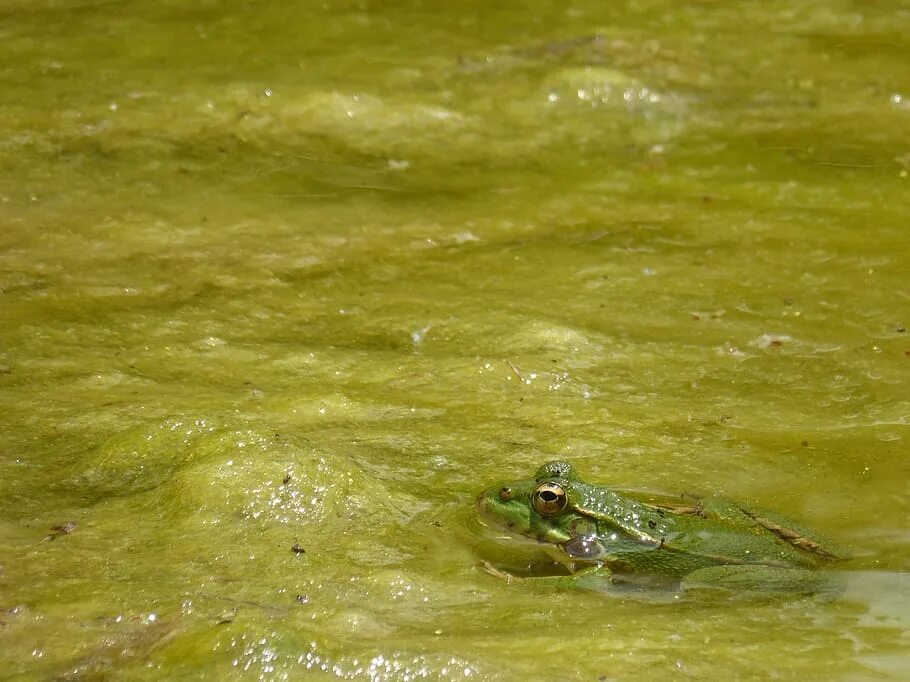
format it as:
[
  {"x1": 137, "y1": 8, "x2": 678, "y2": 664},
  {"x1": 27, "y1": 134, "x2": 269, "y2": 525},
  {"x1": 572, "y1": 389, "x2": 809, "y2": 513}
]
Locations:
[{"x1": 1, "y1": 0, "x2": 908, "y2": 678}]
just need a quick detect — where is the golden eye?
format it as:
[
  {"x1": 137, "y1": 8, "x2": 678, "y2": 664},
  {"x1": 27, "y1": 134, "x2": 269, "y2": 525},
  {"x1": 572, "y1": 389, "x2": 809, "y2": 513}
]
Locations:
[
  {"x1": 532, "y1": 483, "x2": 567, "y2": 516},
  {"x1": 498, "y1": 487, "x2": 513, "y2": 501}
]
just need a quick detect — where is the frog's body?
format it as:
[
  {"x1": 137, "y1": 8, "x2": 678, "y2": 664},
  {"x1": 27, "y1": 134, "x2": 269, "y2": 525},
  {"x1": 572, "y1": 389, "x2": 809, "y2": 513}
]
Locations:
[{"x1": 476, "y1": 461, "x2": 840, "y2": 592}]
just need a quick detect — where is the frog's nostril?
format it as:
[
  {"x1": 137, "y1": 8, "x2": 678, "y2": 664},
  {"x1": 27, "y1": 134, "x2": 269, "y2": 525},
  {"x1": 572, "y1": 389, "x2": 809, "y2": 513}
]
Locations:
[{"x1": 499, "y1": 487, "x2": 513, "y2": 501}]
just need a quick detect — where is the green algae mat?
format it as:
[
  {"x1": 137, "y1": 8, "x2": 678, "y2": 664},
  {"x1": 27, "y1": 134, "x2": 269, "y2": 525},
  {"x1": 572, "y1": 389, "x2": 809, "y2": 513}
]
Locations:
[{"x1": 1, "y1": 0, "x2": 908, "y2": 679}]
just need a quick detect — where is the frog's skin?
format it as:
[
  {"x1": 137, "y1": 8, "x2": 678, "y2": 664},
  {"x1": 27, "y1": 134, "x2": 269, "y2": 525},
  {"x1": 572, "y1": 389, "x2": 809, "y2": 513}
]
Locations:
[{"x1": 476, "y1": 461, "x2": 840, "y2": 592}]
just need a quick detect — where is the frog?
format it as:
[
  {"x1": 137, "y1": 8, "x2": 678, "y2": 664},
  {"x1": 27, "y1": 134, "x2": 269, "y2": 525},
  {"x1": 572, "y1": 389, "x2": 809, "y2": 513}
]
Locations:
[{"x1": 476, "y1": 460, "x2": 840, "y2": 593}]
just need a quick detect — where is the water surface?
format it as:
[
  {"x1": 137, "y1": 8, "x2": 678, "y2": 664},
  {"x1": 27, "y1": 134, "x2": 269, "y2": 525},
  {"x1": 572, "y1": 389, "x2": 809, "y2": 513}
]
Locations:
[{"x1": 1, "y1": 0, "x2": 908, "y2": 679}]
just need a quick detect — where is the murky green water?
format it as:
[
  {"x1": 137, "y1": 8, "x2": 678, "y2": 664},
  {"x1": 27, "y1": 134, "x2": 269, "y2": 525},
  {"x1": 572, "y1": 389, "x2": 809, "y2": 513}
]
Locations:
[{"x1": 1, "y1": 0, "x2": 908, "y2": 678}]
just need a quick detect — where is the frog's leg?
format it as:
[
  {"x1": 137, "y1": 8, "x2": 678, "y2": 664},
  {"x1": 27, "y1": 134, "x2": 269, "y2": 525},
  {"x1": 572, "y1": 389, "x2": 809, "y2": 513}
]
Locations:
[
  {"x1": 681, "y1": 564, "x2": 826, "y2": 593},
  {"x1": 554, "y1": 564, "x2": 618, "y2": 591},
  {"x1": 478, "y1": 559, "x2": 615, "y2": 589},
  {"x1": 478, "y1": 560, "x2": 523, "y2": 584}
]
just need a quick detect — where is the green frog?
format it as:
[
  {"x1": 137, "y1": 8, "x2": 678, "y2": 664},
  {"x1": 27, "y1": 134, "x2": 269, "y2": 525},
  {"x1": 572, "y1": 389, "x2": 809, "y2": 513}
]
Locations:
[{"x1": 476, "y1": 461, "x2": 840, "y2": 592}]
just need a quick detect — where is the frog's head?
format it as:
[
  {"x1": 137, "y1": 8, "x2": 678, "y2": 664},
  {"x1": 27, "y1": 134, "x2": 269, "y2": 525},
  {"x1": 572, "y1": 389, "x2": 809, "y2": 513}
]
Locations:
[{"x1": 476, "y1": 461, "x2": 594, "y2": 546}]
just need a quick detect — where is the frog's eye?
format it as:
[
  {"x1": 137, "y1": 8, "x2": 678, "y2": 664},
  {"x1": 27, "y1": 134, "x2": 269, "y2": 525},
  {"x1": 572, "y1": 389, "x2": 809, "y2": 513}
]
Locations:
[
  {"x1": 532, "y1": 483, "x2": 567, "y2": 516},
  {"x1": 498, "y1": 487, "x2": 513, "y2": 501}
]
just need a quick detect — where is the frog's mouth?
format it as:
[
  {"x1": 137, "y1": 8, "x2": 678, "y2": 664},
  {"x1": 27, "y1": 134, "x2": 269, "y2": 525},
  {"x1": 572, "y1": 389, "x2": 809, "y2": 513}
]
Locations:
[
  {"x1": 475, "y1": 493, "x2": 515, "y2": 530},
  {"x1": 475, "y1": 491, "x2": 534, "y2": 539}
]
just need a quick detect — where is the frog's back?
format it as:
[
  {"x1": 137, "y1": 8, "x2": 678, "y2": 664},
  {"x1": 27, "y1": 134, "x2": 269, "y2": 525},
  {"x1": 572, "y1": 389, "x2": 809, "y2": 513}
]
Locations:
[
  {"x1": 663, "y1": 514, "x2": 817, "y2": 569},
  {"x1": 572, "y1": 485, "x2": 838, "y2": 571},
  {"x1": 660, "y1": 499, "x2": 840, "y2": 569}
]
